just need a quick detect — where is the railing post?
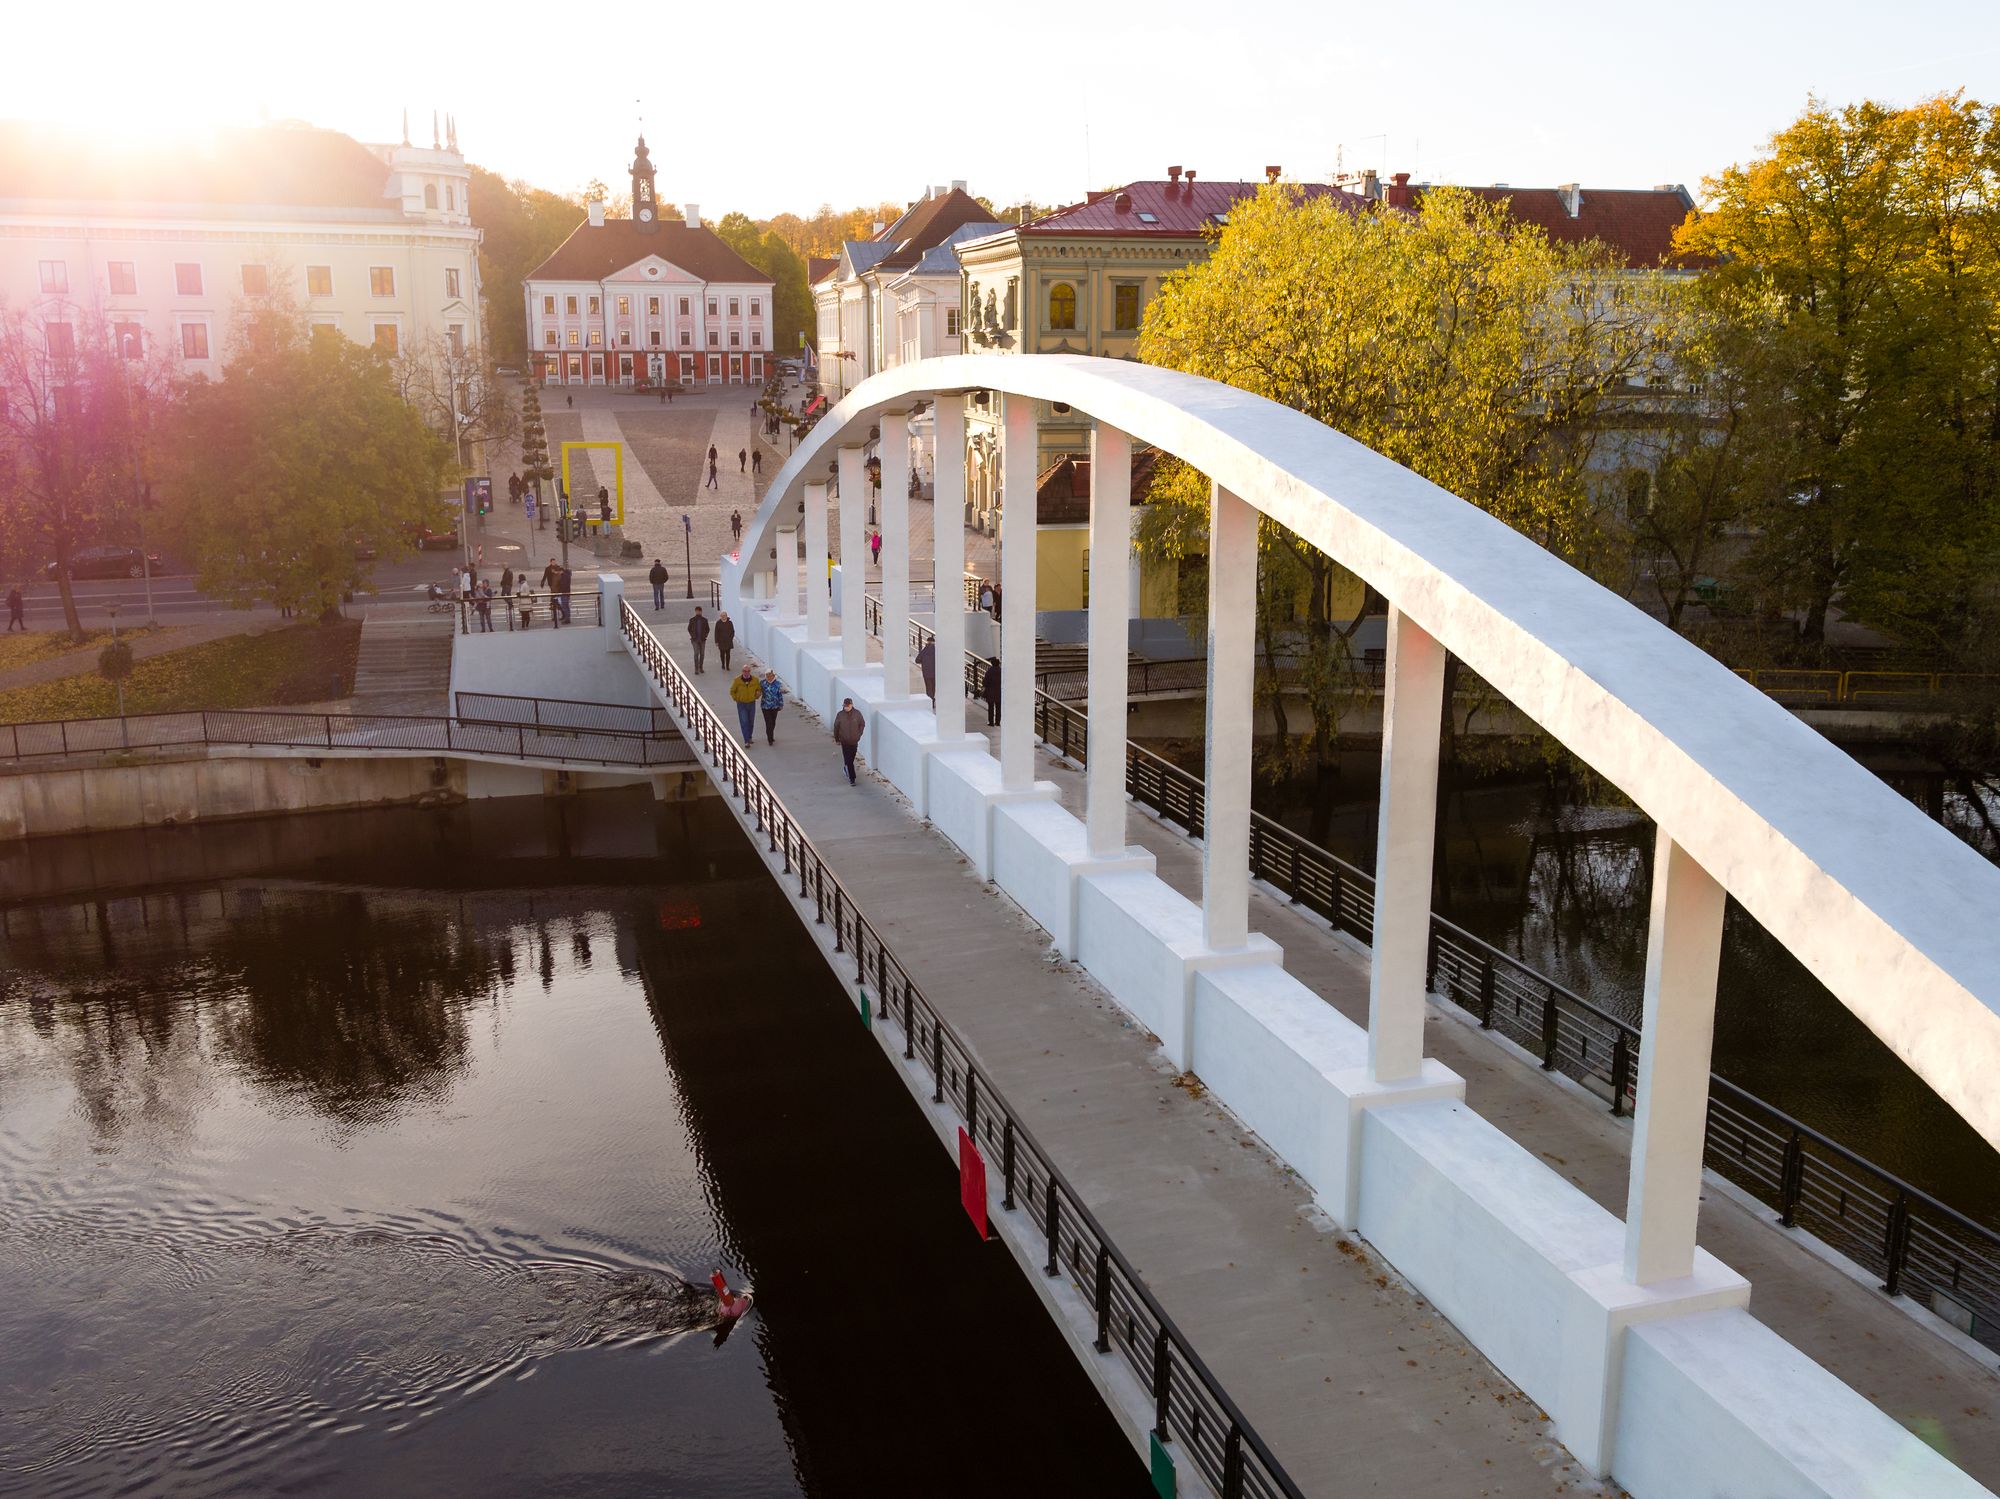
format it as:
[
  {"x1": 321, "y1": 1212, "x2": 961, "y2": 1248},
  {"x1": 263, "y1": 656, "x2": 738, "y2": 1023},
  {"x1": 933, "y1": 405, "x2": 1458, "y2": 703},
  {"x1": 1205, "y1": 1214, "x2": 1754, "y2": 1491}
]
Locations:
[
  {"x1": 932, "y1": 1023, "x2": 945, "y2": 1105},
  {"x1": 1779, "y1": 1129, "x2": 1805, "y2": 1227},
  {"x1": 904, "y1": 984, "x2": 916, "y2": 1060},
  {"x1": 855, "y1": 922, "x2": 866, "y2": 983},
  {"x1": 1223, "y1": 1426, "x2": 1245, "y2": 1499},
  {"x1": 1540, "y1": 992, "x2": 1560, "y2": 1070},
  {"x1": 1329, "y1": 865, "x2": 1345, "y2": 933},
  {"x1": 1093, "y1": 1244, "x2": 1112, "y2": 1352},
  {"x1": 1151, "y1": 1327, "x2": 1172, "y2": 1441},
  {"x1": 966, "y1": 1069, "x2": 979, "y2": 1150},
  {"x1": 1044, "y1": 1178, "x2": 1061, "y2": 1277},
  {"x1": 1479, "y1": 951, "x2": 1496, "y2": 1028},
  {"x1": 1002, "y1": 1119, "x2": 1016, "y2": 1209},
  {"x1": 1884, "y1": 1190, "x2": 1913, "y2": 1296}
]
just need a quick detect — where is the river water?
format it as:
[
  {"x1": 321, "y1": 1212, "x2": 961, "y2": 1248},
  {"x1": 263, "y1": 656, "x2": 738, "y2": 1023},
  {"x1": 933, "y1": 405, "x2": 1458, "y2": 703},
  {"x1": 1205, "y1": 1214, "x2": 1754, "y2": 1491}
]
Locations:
[{"x1": 0, "y1": 795, "x2": 1148, "y2": 1498}]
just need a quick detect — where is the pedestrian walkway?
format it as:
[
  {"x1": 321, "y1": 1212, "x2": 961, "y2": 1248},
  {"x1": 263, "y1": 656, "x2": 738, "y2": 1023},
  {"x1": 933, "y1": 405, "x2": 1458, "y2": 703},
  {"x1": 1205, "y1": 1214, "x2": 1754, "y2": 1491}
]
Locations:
[{"x1": 637, "y1": 608, "x2": 1601, "y2": 1497}]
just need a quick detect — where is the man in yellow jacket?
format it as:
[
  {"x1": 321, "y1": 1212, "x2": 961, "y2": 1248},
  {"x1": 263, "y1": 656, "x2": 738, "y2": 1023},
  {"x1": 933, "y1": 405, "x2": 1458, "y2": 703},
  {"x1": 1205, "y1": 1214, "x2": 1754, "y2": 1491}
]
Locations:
[{"x1": 728, "y1": 665, "x2": 760, "y2": 747}]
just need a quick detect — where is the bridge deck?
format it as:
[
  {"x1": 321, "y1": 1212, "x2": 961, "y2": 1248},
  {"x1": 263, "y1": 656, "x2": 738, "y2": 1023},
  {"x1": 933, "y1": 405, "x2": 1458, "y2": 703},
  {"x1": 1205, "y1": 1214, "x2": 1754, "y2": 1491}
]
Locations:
[{"x1": 658, "y1": 616, "x2": 2000, "y2": 1493}]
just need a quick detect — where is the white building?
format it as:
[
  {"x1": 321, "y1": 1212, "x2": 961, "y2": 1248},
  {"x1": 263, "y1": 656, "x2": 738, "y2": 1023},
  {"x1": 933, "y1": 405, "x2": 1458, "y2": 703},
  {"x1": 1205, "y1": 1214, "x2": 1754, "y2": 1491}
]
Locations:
[
  {"x1": 523, "y1": 137, "x2": 773, "y2": 387},
  {"x1": 0, "y1": 117, "x2": 483, "y2": 369}
]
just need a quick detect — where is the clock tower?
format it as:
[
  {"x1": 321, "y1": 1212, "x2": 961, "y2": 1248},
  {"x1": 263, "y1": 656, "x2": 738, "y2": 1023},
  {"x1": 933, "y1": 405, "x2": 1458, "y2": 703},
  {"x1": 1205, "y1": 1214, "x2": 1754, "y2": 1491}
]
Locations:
[{"x1": 631, "y1": 135, "x2": 659, "y2": 234}]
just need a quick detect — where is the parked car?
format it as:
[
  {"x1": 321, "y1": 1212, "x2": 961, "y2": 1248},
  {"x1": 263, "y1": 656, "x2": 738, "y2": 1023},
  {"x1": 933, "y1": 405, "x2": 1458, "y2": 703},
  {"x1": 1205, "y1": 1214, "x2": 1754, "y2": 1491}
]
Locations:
[
  {"x1": 43, "y1": 543, "x2": 162, "y2": 580},
  {"x1": 402, "y1": 521, "x2": 460, "y2": 550}
]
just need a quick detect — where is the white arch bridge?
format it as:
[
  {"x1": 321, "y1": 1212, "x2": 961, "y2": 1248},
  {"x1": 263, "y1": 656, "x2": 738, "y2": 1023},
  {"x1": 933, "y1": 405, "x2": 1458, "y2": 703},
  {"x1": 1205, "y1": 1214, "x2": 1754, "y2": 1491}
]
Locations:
[{"x1": 688, "y1": 354, "x2": 1999, "y2": 1499}]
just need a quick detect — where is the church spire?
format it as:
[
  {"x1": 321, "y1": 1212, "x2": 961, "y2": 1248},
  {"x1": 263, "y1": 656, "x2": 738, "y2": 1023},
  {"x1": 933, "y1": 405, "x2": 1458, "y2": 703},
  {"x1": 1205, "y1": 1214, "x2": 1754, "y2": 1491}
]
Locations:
[
  {"x1": 631, "y1": 132, "x2": 659, "y2": 233},
  {"x1": 432, "y1": 111, "x2": 439, "y2": 150}
]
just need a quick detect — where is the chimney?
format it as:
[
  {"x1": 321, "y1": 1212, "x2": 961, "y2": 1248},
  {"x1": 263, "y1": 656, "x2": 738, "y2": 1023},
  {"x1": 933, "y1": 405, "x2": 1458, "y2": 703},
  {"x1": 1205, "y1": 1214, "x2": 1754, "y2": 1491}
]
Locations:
[
  {"x1": 1265, "y1": 164, "x2": 1282, "y2": 184},
  {"x1": 587, "y1": 199, "x2": 605, "y2": 228},
  {"x1": 1558, "y1": 183, "x2": 1582, "y2": 218},
  {"x1": 1086, "y1": 189, "x2": 1110, "y2": 205},
  {"x1": 1184, "y1": 168, "x2": 1196, "y2": 189},
  {"x1": 1384, "y1": 171, "x2": 1412, "y2": 209},
  {"x1": 1114, "y1": 191, "x2": 1132, "y2": 213},
  {"x1": 1167, "y1": 164, "x2": 1182, "y2": 183},
  {"x1": 1362, "y1": 169, "x2": 1382, "y2": 200},
  {"x1": 684, "y1": 203, "x2": 701, "y2": 229}
]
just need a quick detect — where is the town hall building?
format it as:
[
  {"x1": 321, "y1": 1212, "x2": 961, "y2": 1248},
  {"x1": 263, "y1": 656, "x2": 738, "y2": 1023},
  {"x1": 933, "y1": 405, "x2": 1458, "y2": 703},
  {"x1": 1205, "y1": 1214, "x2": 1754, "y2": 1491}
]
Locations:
[{"x1": 523, "y1": 137, "x2": 774, "y2": 387}]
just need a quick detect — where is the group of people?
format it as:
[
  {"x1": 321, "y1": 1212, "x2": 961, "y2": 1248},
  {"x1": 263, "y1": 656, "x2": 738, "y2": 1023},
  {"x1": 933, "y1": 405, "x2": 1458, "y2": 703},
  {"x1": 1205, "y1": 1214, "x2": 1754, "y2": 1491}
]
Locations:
[
  {"x1": 688, "y1": 608, "x2": 867, "y2": 785},
  {"x1": 684, "y1": 605, "x2": 735, "y2": 673},
  {"x1": 454, "y1": 560, "x2": 575, "y2": 630}
]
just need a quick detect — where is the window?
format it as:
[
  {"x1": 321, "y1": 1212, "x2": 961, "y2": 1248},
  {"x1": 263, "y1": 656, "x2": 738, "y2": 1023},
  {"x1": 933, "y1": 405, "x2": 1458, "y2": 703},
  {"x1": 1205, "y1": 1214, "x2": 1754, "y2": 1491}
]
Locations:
[
  {"x1": 108, "y1": 261, "x2": 137, "y2": 296},
  {"x1": 679, "y1": 297, "x2": 690, "y2": 315},
  {"x1": 113, "y1": 321, "x2": 144, "y2": 358},
  {"x1": 424, "y1": 184, "x2": 438, "y2": 210},
  {"x1": 175, "y1": 263, "x2": 203, "y2": 296},
  {"x1": 569, "y1": 328, "x2": 580, "y2": 346},
  {"x1": 373, "y1": 324, "x2": 398, "y2": 354},
  {"x1": 1136, "y1": 212, "x2": 1158, "y2": 224},
  {"x1": 448, "y1": 324, "x2": 464, "y2": 356},
  {"x1": 750, "y1": 297, "x2": 761, "y2": 316},
  {"x1": 751, "y1": 330, "x2": 761, "y2": 347},
  {"x1": 728, "y1": 297, "x2": 739, "y2": 316},
  {"x1": 1048, "y1": 282, "x2": 1076, "y2": 330},
  {"x1": 729, "y1": 331, "x2": 740, "y2": 347},
  {"x1": 649, "y1": 331, "x2": 661, "y2": 346},
  {"x1": 241, "y1": 263, "x2": 268, "y2": 295},
  {"x1": 1113, "y1": 283, "x2": 1140, "y2": 331},
  {"x1": 587, "y1": 296, "x2": 600, "y2": 315},
  {"x1": 446, "y1": 267, "x2": 461, "y2": 299},
  {"x1": 706, "y1": 297, "x2": 717, "y2": 317},
  {"x1": 545, "y1": 330, "x2": 557, "y2": 347},
  {"x1": 446, "y1": 184, "x2": 457, "y2": 212},
  {"x1": 680, "y1": 331, "x2": 690, "y2": 346},
  {"x1": 311, "y1": 321, "x2": 340, "y2": 343},
  {"x1": 647, "y1": 296, "x2": 660, "y2": 315},
  {"x1": 588, "y1": 329, "x2": 602, "y2": 346},
  {"x1": 307, "y1": 265, "x2": 333, "y2": 296},
  {"x1": 708, "y1": 356, "x2": 720, "y2": 378},
  {"x1": 543, "y1": 294, "x2": 556, "y2": 315},
  {"x1": 369, "y1": 266, "x2": 394, "y2": 296},
  {"x1": 707, "y1": 330, "x2": 718, "y2": 346},
  {"x1": 565, "y1": 295, "x2": 578, "y2": 316},
  {"x1": 616, "y1": 295, "x2": 629, "y2": 316},
  {"x1": 39, "y1": 260, "x2": 68, "y2": 294},
  {"x1": 180, "y1": 321, "x2": 210, "y2": 359},
  {"x1": 946, "y1": 306, "x2": 961, "y2": 337},
  {"x1": 45, "y1": 321, "x2": 74, "y2": 360},
  {"x1": 619, "y1": 331, "x2": 630, "y2": 346}
]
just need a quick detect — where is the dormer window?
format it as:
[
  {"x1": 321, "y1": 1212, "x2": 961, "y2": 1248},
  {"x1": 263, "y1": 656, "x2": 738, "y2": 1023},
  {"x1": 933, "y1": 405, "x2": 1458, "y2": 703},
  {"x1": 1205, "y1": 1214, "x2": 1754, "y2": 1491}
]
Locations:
[{"x1": 1136, "y1": 212, "x2": 1158, "y2": 224}]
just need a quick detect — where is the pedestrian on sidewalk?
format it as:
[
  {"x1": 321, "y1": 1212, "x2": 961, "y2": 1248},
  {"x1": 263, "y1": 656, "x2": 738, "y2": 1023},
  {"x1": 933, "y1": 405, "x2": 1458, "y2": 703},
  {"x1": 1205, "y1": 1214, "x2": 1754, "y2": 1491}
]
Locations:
[
  {"x1": 869, "y1": 530, "x2": 882, "y2": 566},
  {"x1": 475, "y1": 581, "x2": 494, "y2": 632},
  {"x1": 706, "y1": 458, "x2": 719, "y2": 490},
  {"x1": 567, "y1": 393, "x2": 574, "y2": 409},
  {"x1": 977, "y1": 579, "x2": 994, "y2": 613},
  {"x1": 708, "y1": 444, "x2": 718, "y2": 469},
  {"x1": 982, "y1": 658, "x2": 1002, "y2": 725},
  {"x1": 730, "y1": 509, "x2": 743, "y2": 543},
  {"x1": 990, "y1": 581, "x2": 1003, "y2": 623},
  {"x1": 758, "y1": 669, "x2": 786, "y2": 744},
  {"x1": 738, "y1": 448, "x2": 747, "y2": 474},
  {"x1": 556, "y1": 563, "x2": 573, "y2": 625},
  {"x1": 500, "y1": 565, "x2": 514, "y2": 598},
  {"x1": 752, "y1": 448, "x2": 762, "y2": 477},
  {"x1": 833, "y1": 697, "x2": 866, "y2": 785},
  {"x1": 649, "y1": 558, "x2": 669, "y2": 610},
  {"x1": 916, "y1": 638, "x2": 936, "y2": 706},
  {"x1": 688, "y1": 606, "x2": 710, "y2": 672},
  {"x1": 714, "y1": 611, "x2": 736, "y2": 669},
  {"x1": 5, "y1": 585, "x2": 23, "y2": 632},
  {"x1": 729, "y1": 665, "x2": 759, "y2": 746},
  {"x1": 598, "y1": 486, "x2": 611, "y2": 527}
]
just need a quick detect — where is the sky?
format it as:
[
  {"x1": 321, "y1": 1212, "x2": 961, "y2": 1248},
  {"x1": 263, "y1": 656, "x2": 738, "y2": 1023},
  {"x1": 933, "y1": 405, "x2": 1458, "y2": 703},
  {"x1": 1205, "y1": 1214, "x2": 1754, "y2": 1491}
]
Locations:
[{"x1": 8, "y1": 0, "x2": 1997, "y2": 219}]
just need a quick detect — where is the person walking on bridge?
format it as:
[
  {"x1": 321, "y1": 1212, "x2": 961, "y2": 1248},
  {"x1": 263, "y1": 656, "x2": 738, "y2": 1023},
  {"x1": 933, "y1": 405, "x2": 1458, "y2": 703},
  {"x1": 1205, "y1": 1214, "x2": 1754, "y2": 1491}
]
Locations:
[
  {"x1": 729, "y1": 666, "x2": 759, "y2": 746},
  {"x1": 713, "y1": 611, "x2": 736, "y2": 671},
  {"x1": 916, "y1": 638, "x2": 936, "y2": 707},
  {"x1": 649, "y1": 558, "x2": 669, "y2": 610},
  {"x1": 758, "y1": 669, "x2": 786, "y2": 745},
  {"x1": 981, "y1": 658, "x2": 1001, "y2": 726},
  {"x1": 688, "y1": 606, "x2": 711, "y2": 673},
  {"x1": 730, "y1": 509, "x2": 743, "y2": 544},
  {"x1": 832, "y1": 698, "x2": 866, "y2": 786}
]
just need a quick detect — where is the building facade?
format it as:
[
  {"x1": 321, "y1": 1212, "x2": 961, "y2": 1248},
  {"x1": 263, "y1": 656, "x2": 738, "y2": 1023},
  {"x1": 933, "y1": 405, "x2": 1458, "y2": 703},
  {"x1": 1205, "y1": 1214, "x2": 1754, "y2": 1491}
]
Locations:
[
  {"x1": 523, "y1": 138, "x2": 773, "y2": 387},
  {"x1": 0, "y1": 119, "x2": 483, "y2": 371}
]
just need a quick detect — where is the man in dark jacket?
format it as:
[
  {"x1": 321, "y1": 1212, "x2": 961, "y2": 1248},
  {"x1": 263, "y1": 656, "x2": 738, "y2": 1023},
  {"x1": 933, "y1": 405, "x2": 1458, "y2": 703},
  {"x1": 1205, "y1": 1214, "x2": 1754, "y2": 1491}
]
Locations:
[
  {"x1": 832, "y1": 698, "x2": 866, "y2": 785},
  {"x1": 713, "y1": 611, "x2": 736, "y2": 670},
  {"x1": 688, "y1": 606, "x2": 711, "y2": 673},
  {"x1": 5, "y1": 585, "x2": 24, "y2": 632},
  {"x1": 649, "y1": 558, "x2": 669, "y2": 610},
  {"x1": 981, "y1": 659, "x2": 1001, "y2": 726},
  {"x1": 915, "y1": 638, "x2": 936, "y2": 707}
]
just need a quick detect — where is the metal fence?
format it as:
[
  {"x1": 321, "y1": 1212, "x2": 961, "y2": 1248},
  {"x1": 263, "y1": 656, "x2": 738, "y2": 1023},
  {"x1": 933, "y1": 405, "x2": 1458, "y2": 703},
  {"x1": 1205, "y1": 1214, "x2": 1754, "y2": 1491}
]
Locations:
[
  {"x1": 0, "y1": 705, "x2": 696, "y2": 769},
  {"x1": 858, "y1": 603, "x2": 2000, "y2": 1349},
  {"x1": 621, "y1": 598, "x2": 1303, "y2": 1499},
  {"x1": 456, "y1": 691, "x2": 675, "y2": 735},
  {"x1": 1731, "y1": 666, "x2": 2000, "y2": 707},
  {"x1": 453, "y1": 588, "x2": 605, "y2": 634}
]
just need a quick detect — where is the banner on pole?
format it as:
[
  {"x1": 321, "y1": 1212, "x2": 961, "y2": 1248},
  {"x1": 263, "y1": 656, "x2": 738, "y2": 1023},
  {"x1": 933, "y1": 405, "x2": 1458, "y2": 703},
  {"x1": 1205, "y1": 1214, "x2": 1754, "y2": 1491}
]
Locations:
[{"x1": 958, "y1": 1128, "x2": 988, "y2": 1240}]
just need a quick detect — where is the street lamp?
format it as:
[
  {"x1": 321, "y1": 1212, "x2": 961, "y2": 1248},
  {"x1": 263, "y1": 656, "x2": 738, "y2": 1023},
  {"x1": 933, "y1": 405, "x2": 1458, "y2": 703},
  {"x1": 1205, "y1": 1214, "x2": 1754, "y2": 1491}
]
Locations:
[{"x1": 682, "y1": 512, "x2": 693, "y2": 598}]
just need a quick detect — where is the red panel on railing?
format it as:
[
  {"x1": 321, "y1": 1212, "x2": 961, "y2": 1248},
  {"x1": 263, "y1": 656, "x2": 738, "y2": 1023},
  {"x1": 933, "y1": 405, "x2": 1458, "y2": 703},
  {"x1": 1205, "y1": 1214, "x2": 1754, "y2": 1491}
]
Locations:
[{"x1": 959, "y1": 1128, "x2": 989, "y2": 1240}]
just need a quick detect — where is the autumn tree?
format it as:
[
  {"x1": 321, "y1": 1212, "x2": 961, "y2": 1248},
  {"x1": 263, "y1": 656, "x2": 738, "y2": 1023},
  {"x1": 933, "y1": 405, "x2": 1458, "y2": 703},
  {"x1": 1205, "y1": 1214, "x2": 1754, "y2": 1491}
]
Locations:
[
  {"x1": 1137, "y1": 184, "x2": 1682, "y2": 833},
  {"x1": 714, "y1": 212, "x2": 815, "y2": 358},
  {"x1": 393, "y1": 330, "x2": 519, "y2": 472},
  {"x1": 158, "y1": 319, "x2": 451, "y2": 621},
  {"x1": 1677, "y1": 94, "x2": 2000, "y2": 653},
  {"x1": 469, "y1": 166, "x2": 592, "y2": 366},
  {"x1": 0, "y1": 302, "x2": 172, "y2": 640}
]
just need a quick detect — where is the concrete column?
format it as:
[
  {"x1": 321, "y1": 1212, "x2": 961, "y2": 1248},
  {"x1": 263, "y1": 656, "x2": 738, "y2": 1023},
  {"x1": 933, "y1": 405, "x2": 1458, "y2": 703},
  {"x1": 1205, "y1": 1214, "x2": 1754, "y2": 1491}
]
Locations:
[
  {"x1": 932, "y1": 396, "x2": 967, "y2": 742},
  {"x1": 998, "y1": 395, "x2": 1038, "y2": 790},
  {"x1": 838, "y1": 445, "x2": 867, "y2": 669},
  {"x1": 880, "y1": 409, "x2": 911, "y2": 701},
  {"x1": 1624, "y1": 836, "x2": 1726, "y2": 1286},
  {"x1": 804, "y1": 480, "x2": 830, "y2": 643},
  {"x1": 1367, "y1": 606, "x2": 1445, "y2": 1084},
  {"x1": 1202, "y1": 484, "x2": 1257, "y2": 949},
  {"x1": 1087, "y1": 424, "x2": 1132, "y2": 855},
  {"x1": 775, "y1": 526, "x2": 800, "y2": 624}
]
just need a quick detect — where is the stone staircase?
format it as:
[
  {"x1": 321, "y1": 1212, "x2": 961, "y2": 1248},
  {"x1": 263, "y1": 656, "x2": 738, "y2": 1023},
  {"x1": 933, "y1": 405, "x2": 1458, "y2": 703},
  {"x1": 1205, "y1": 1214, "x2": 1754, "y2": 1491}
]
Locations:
[{"x1": 351, "y1": 613, "x2": 455, "y2": 717}]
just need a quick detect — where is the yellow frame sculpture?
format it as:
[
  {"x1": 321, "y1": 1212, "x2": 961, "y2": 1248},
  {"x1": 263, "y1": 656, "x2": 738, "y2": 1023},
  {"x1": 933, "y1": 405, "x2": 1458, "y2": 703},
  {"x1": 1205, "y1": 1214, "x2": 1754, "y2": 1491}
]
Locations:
[{"x1": 559, "y1": 441, "x2": 625, "y2": 524}]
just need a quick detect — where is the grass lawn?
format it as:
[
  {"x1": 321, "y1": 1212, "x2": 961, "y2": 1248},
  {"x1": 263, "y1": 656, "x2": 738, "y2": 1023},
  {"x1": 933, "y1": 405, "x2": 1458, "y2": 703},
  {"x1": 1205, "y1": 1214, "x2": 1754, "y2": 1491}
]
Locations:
[
  {"x1": 0, "y1": 621, "x2": 362, "y2": 722},
  {"x1": 0, "y1": 625, "x2": 170, "y2": 674}
]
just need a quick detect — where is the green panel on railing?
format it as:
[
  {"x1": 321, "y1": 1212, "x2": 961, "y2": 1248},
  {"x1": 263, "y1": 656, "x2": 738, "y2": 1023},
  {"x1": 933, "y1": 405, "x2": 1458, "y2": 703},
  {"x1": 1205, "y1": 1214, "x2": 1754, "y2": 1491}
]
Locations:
[{"x1": 1149, "y1": 1432, "x2": 1175, "y2": 1497}]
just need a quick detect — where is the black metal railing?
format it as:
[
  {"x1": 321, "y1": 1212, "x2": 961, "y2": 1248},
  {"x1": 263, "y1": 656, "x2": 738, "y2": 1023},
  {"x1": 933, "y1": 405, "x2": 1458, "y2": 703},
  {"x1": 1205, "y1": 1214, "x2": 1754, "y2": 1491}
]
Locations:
[
  {"x1": 862, "y1": 604, "x2": 2000, "y2": 1348},
  {"x1": 620, "y1": 598, "x2": 1303, "y2": 1499},
  {"x1": 1035, "y1": 657, "x2": 1208, "y2": 701},
  {"x1": 0, "y1": 704, "x2": 695, "y2": 769},
  {"x1": 455, "y1": 691, "x2": 675, "y2": 735},
  {"x1": 452, "y1": 588, "x2": 606, "y2": 634}
]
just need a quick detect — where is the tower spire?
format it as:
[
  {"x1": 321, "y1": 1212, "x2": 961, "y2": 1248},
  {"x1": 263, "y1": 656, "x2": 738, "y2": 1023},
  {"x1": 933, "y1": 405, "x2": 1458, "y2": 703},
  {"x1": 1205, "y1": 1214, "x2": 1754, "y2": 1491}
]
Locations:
[
  {"x1": 432, "y1": 111, "x2": 439, "y2": 150},
  {"x1": 401, "y1": 107, "x2": 409, "y2": 146}
]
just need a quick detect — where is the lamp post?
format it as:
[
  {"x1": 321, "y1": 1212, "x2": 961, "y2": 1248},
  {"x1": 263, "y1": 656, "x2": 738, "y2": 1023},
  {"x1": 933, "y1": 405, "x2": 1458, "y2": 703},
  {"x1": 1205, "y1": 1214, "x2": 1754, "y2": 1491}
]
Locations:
[{"x1": 682, "y1": 512, "x2": 693, "y2": 598}]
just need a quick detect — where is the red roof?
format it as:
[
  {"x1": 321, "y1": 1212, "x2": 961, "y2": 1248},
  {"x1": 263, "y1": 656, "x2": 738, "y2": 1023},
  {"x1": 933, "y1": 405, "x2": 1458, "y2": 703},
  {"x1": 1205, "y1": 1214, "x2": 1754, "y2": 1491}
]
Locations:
[
  {"x1": 1014, "y1": 179, "x2": 1370, "y2": 237},
  {"x1": 807, "y1": 256, "x2": 838, "y2": 285},
  {"x1": 1450, "y1": 186, "x2": 1699, "y2": 267},
  {"x1": 866, "y1": 188, "x2": 994, "y2": 271},
  {"x1": 527, "y1": 219, "x2": 771, "y2": 284},
  {"x1": 1035, "y1": 448, "x2": 1163, "y2": 524}
]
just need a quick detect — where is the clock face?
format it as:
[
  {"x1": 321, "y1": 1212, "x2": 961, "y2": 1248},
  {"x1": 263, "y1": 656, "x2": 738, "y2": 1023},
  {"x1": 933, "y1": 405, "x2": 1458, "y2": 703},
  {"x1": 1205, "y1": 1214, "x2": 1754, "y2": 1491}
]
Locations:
[{"x1": 639, "y1": 208, "x2": 654, "y2": 222}]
